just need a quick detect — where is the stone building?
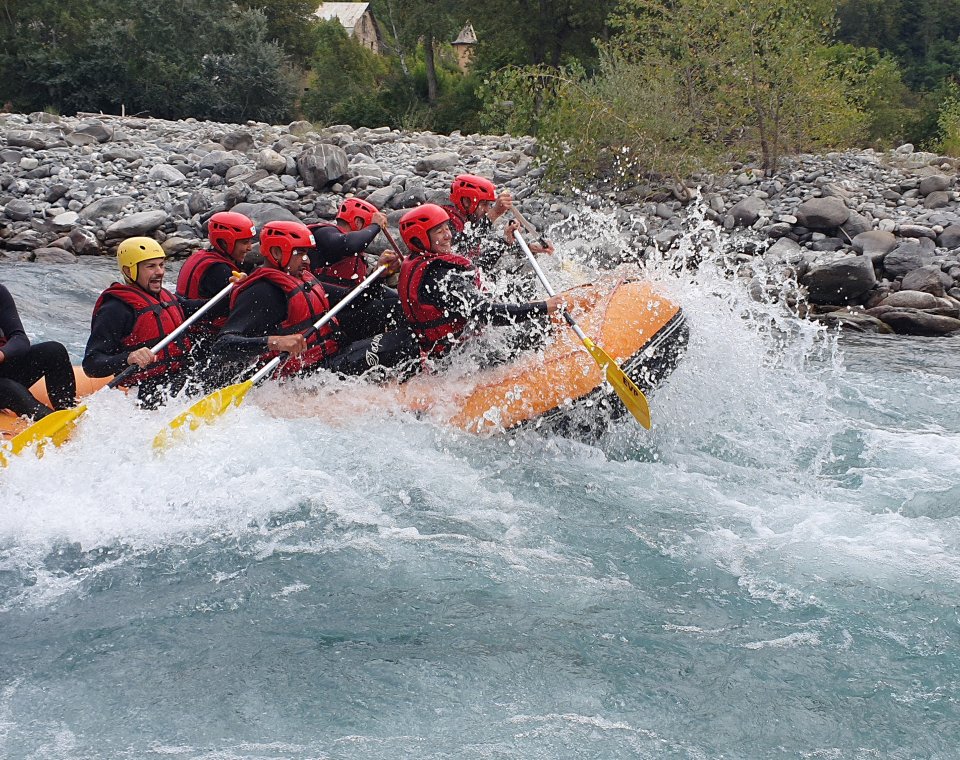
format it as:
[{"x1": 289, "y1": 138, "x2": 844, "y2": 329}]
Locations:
[
  {"x1": 314, "y1": 2, "x2": 384, "y2": 54},
  {"x1": 452, "y1": 22, "x2": 477, "y2": 72}
]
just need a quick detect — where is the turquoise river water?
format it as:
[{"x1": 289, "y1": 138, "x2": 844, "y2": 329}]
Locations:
[{"x1": 1, "y1": 221, "x2": 959, "y2": 759}]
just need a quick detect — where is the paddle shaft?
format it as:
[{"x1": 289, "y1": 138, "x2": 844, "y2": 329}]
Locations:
[
  {"x1": 381, "y1": 227, "x2": 405, "y2": 259},
  {"x1": 511, "y1": 208, "x2": 549, "y2": 247},
  {"x1": 515, "y1": 230, "x2": 651, "y2": 428},
  {"x1": 514, "y1": 231, "x2": 586, "y2": 338},
  {"x1": 107, "y1": 276, "x2": 238, "y2": 388},
  {"x1": 247, "y1": 264, "x2": 389, "y2": 387}
]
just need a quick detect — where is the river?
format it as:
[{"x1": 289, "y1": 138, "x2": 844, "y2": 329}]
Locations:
[{"x1": 1, "y1": 223, "x2": 959, "y2": 758}]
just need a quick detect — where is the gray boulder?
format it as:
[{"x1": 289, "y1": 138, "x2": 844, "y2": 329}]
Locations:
[
  {"x1": 73, "y1": 122, "x2": 113, "y2": 143},
  {"x1": 881, "y1": 290, "x2": 940, "y2": 309},
  {"x1": 287, "y1": 120, "x2": 315, "y2": 136},
  {"x1": 801, "y1": 253, "x2": 877, "y2": 305},
  {"x1": 900, "y1": 264, "x2": 953, "y2": 297},
  {"x1": 147, "y1": 164, "x2": 186, "y2": 185},
  {"x1": 794, "y1": 196, "x2": 850, "y2": 230},
  {"x1": 230, "y1": 202, "x2": 300, "y2": 229},
  {"x1": 31, "y1": 247, "x2": 77, "y2": 264},
  {"x1": 79, "y1": 195, "x2": 134, "y2": 222},
  {"x1": 923, "y1": 190, "x2": 951, "y2": 209},
  {"x1": 364, "y1": 185, "x2": 398, "y2": 209},
  {"x1": 840, "y1": 209, "x2": 872, "y2": 237},
  {"x1": 105, "y1": 210, "x2": 168, "y2": 238},
  {"x1": 102, "y1": 147, "x2": 141, "y2": 162},
  {"x1": 918, "y1": 174, "x2": 950, "y2": 195},
  {"x1": 414, "y1": 151, "x2": 460, "y2": 174},
  {"x1": 69, "y1": 228, "x2": 100, "y2": 255},
  {"x1": 3, "y1": 199, "x2": 33, "y2": 221},
  {"x1": 883, "y1": 240, "x2": 932, "y2": 279},
  {"x1": 221, "y1": 131, "x2": 255, "y2": 152},
  {"x1": 728, "y1": 195, "x2": 768, "y2": 227},
  {"x1": 938, "y1": 224, "x2": 960, "y2": 248},
  {"x1": 871, "y1": 307, "x2": 960, "y2": 336},
  {"x1": 5, "y1": 130, "x2": 62, "y2": 150},
  {"x1": 297, "y1": 144, "x2": 349, "y2": 190},
  {"x1": 255, "y1": 149, "x2": 287, "y2": 175},
  {"x1": 812, "y1": 310, "x2": 893, "y2": 334},
  {"x1": 852, "y1": 230, "x2": 897, "y2": 261},
  {"x1": 199, "y1": 150, "x2": 243, "y2": 176}
]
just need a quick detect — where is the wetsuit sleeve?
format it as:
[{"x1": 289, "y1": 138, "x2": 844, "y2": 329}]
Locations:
[
  {"x1": 176, "y1": 294, "x2": 211, "y2": 318},
  {"x1": 420, "y1": 264, "x2": 549, "y2": 326},
  {"x1": 0, "y1": 284, "x2": 31, "y2": 360},
  {"x1": 211, "y1": 280, "x2": 288, "y2": 361},
  {"x1": 308, "y1": 224, "x2": 381, "y2": 267},
  {"x1": 198, "y1": 261, "x2": 235, "y2": 300},
  {"x1": 82, "y1": 298, "x2": 136, "y2": 377}
]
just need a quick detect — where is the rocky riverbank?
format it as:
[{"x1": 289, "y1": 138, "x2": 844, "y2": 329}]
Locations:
[{"x1": 2, "y1": 111, "x2": 960, "y2": 337}]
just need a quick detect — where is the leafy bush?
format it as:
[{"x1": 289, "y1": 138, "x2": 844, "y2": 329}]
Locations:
[
  {"x1": 936, "y1": 83, "x2": 960, "y2": 156},
  {"x1": 822, "y1": 44, "x2": 921, "y2": 148},
  {"x1": 0, "y1": 0, "x2": 297, "y2": 122}
]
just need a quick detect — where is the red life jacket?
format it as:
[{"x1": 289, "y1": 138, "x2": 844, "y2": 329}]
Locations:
[
  {"x1": 307, "y1": 222, "x2": 369, "y2": 287},
  {"x1": 175, "y1": 248, "x2": 234, "y2": 332},
  {"x1": 397, "y1": 250, "x2": 480, "y2": 356},
  {"x1": 229, "y1": 266, "x2": 340, "y2": 376},
  {"x1": 92, "y1": 283, "x2": 190, "y2": 386}
]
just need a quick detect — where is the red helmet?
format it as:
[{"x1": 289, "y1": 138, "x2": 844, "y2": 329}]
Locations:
[
  {"x1": 399, "y1": 204, "x2": 451, "y2": 253},
  {"x1": 450, "y1": 174, "x2": 496, "y2": 217},
  {"x1": 260, "y1": 221, "x2": 315, "y2": 269},
  {"x1": 337, "y1": 197, "x2": 378, "y2": 231},
  {"x1": 208, "y1": 211, "x2": 256, "y2": 257}
]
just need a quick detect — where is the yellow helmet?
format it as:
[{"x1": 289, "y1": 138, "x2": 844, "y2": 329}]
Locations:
[{"x1": 117, "y1": 237, "x2": 165, "y2": 282}]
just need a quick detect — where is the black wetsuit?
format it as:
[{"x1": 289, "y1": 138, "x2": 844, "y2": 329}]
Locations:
[
  {"x1": 177, "y1": 257, "x2": 235, "y2": 373},
  {"x1": 0, "y1": 284, "x2": 77, "y2": 419},
  {"x1": 82, "y1": 290, "x2": 204, "y2": 408},
  {"x1": 308, "y1": 223, "x2": 403, "y2": 341},
  {"x1": 212, "y1": 275, "x2": 419, "y2": 384},
  {"x1": 448, "y1": 211, "x2": 540, "y2": 300},
  {"x1": 409, "y1": 259, "x2": 553, "y2": 371}
]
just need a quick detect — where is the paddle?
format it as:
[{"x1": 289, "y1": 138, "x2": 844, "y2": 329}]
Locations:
[
  {"x1": 381, "y1": 227, "x2": 405, "y2": 260},
  {"x1": 514, "y1": 230, "x2": 651, "y2": 429},
  {"x1": 0, "y1": 277, "x2": 239, "y2": 466},
  {"x1": 511, "y1": 207, "x2": 551, "y2": 249},
  {"x1": 152, "y1": 263, "x2": 390, "y2": 450}
]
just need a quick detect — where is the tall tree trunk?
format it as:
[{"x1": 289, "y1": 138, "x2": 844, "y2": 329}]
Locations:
[
  {"x1": 424, "y1": 31, "x2": 438, "y2": 103},
  {"x1": 383, "y1": 0, "x2": 409, "y2": 75}
]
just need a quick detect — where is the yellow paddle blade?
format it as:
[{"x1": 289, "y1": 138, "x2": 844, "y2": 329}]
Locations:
[
  {"x1": 582, "y1": 339, "x2": 651, "y2": 429},
  {"x1": 0, "y1": 404, "x2": 90, "y2": 467},
  {"x1": 152, "y1": 379, "x2": 254, "y2": 450}
]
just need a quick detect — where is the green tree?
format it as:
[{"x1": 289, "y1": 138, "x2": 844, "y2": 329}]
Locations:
[
  {"x1": 609, "y1": 0, "x2": 863, "y2": 174},
  {"x1": 823, "y1": 43, "x2": 920, "y2": 147},
  {"x1": 377, "y1": 0, "x2": 461, "y2": 102},
  {"x1": 187, "y1": 8, "x2": 299, "y2": 124},
  {"x1": 469, "y1": 0, "x2": 616, "y2": 70},
  {"x1": 236, "y1": 0, "x2": 319, "y2": 64},
  {"x1": 935, "y1": 82, "x2": 960, "y2": 156},
  {"x1": 0, "y1": 0, "x2": 298, "y2": 122},
  {"x1": 302, "y1": 18, "x2": 395, "y2": 125}
]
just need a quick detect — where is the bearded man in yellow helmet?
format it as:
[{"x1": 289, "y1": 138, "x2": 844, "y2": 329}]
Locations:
[{"x1": 83, "y1": 237, "x2": 200, "y2": 408}]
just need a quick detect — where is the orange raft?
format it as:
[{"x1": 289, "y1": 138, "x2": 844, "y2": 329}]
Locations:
[
  {"x1": 2, "y1": 277, "x2": 688, "y2": 440},
  {"x1": 392, "y1": 277, "x2": 688, "y2": 435}
]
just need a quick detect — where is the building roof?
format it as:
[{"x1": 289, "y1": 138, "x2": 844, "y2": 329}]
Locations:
[
  {"x1": 314, "y1": 2, "x2": 370, "y2": 33},
  {"x1": 453, "y1": 22, "x2": 477, "y2": 46}
]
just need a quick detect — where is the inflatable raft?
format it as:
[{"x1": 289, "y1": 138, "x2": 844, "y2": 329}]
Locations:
[
  {"x1": 262, "y1": 276, "x2": 688, "y2": 436},
  {"x1": 395, "y1": 276, "x2": 686, "y2": 435},
  {"x1": 2, "y1": 277, "x2": 687, "y2": 441}
]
